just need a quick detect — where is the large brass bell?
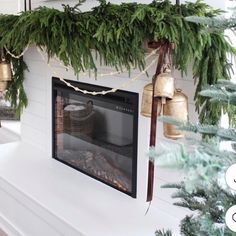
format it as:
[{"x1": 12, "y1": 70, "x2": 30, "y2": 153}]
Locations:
[
  {"x1": 163, "y1": 89, "x2": 188, "y2": 139},
  {"x1": 141, "y1": 83, "x2": 153, "y2": 117},
  {"x1": 0, "y1": 60, "x2": 12, "y2": 92},
  {"x1": 154, "y1": 67, "x2": 175, "y2": 100}
]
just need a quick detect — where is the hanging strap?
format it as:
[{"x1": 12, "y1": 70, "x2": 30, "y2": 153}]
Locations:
[
  {"x1": 146, "y1": 41, "x2": 173, "y2": 202},
  {"x1": 0, "y1": 49, "x2": 5, "y2": 62}
]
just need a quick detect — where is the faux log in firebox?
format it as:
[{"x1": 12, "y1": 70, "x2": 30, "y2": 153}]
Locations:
[{"x1": 52, "y1": 77, "x2": 138, "y2": 198}]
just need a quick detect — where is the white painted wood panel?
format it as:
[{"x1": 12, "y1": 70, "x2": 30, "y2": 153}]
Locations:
[
  {"x1": 23, "y1": 73, "x2": 47, "y2": 90},
  {"x1": 24, "y1": 86, "x2": 46, "y2": 104},
  {"x1": 21, "y1": 123, "x2": 47, "y2": 151},
  {"x1": 23, "y1": 100, "x2": 46, "y2": 118},
  {"x1": 0, "y1": 142, "x2": 183, "y2": 236},
  {"x1": 21, "y1": 112, "x2": 46, "y2": 132},
  {"x1": 0, "y1": 188, "x2": 62, "y2": 236},
  {"x1": 0, "y1": 0, "x2": 19, "y2": 14},
  {"x1": 26, "y1": 0, "x2": 226, "y2": 11}
]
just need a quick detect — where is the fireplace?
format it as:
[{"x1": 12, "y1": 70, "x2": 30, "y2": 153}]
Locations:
[{"x1": 52, "y1": 77, "x2": 138, "y2": 197}]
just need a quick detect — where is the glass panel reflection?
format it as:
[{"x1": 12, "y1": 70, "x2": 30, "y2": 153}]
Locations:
[{"x1": 54, "y1": 84, "x2": 138, "y2": 196}]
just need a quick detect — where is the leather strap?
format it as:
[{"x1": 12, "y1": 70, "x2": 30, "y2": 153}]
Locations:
[{"x1": 146, "y1": 41, "x2": 172, "y2": 202}]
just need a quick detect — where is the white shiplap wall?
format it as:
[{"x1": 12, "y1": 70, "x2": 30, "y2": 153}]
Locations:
[
  {"x1": 0, "y1": 0, "x2": 20, "y2": 14},
  {"x1": 0, "y1": 0, "x2": 228, "y2": 15},
  {"x1": 21, "y1": 0, "x2": 227, "y2": 11}
]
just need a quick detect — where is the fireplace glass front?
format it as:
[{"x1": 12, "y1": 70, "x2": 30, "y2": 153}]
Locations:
[{"x1": 52, "y1": 78, "x2": 138, "y2": 197}]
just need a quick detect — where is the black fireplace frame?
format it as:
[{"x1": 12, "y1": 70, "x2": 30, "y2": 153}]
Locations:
[{"x1": 52, "y1": 77, "x2": 139, "y2": 198}]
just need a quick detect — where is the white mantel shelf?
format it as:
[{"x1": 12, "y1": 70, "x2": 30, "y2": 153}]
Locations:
[{"x1": 0, "y1": 141, "x2": 182, "y2": 236}]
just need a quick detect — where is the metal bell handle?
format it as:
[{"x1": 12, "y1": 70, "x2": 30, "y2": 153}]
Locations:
[
  {"x1": 161, "y1": 63, "x2": 172, "y2": 75},
  {"x1": 175, "y1": 88, "x2": 182, "y2": 93},
  {"x1": 157, "y1": 99, "x2": 162, "y2": 116},
  {"x1": 0, "y1": 49, "x2": 5, "y2": 62}
]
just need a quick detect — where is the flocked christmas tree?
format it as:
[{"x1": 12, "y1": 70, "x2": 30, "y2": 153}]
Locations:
[{"x1": 153, "y1": 7, "x2": 236, "y2": 236}]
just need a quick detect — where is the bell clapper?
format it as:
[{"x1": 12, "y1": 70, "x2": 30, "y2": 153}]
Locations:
[
  {"x1": 157, "y1": 98, "x2": 162, "y2": 116},
  {"x1": 161, "y1": 97, "x2": 166, "y2": 105}
]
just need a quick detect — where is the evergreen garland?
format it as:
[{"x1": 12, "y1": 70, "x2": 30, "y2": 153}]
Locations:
[{"x1": 0, "y1": 0, "x2": 234, "y2": 122}]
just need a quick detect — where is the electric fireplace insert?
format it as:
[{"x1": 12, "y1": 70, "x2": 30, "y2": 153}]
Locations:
[{"x1": 52, "y1": 77, "x2": 138, "y2": 197}]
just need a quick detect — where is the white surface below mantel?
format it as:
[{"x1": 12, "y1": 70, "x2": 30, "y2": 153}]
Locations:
[
  {"x1": 0, "y1": 121, "x2": 20, "y2": 144},
  {"x1": 0, "y1": 141, "x2": 182, "y2": 236}
]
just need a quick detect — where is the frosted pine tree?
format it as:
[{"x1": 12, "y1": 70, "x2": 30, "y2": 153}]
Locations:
[{"x1": 153, "y1": 7, "x2": 236, "y2": 236}]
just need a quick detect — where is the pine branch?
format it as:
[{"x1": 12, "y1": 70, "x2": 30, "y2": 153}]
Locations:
[
  {"x1": 155, "y1": 229, "x2": 172, "y2": 236},
  {"x1": 161, "y1": 183, "x2": 183, "y2": 190},
  {"x1": 159, "y1": 116, "x2": 236, "y2": 141},
  {"x1": 200, "y1": 87, "x2": 236, "y2": 105},
  {"x1": 185, "y1": 16, "x2": 236, "y2": 31}
]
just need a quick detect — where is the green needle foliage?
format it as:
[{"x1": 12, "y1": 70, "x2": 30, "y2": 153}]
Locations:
[
  {"x1": 186, "y1": 6, "x2": 236, "y2": 31},
  {"x1": 162, "y1": 183, "x2": 236, "y2": 236},
  {"x1": 5, "y1": 55, "x2": 28, "y2": 117},
  {"x1": 152, "y1": 80, "x2": 236, "y2": 235},
  {"x1": 0, "y1": 0, "x2": 235, "y2": 120},
  {"x1": 155, "y1": 229, "x2": 172, "y2": 236}
]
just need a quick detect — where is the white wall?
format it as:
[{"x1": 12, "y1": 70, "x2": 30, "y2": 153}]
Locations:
[
  {"x1": 23, "y1": 0, "x2": 227, "y2": 11},
  {"x1": 0, "y1": 0, "x2": 20, "y2": 14},
  {"x1": 186, "y1": 0, "x2": 226, "y2": 9},
  {"x1": 27, "y1": 0, "x2": 165, "y2": 11},
  {"x1": 1, "y1": 0, "x2": 227, "y2": 14}
]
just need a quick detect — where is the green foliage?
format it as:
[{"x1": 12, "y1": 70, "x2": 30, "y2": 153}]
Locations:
[
  {"x1": 155, "y1": 229, "x2": 172, "y2": 236},
  {"x1": 161, "y1": 183, "x2": 236, "y2": 236},
  {"x1": 197, "y1": 80, "x2": 236, "y2": 126},
  {"x1": 186, "y1": 6, "x2": 236, "y2": 31},
  {"x1": 159, "y1": 115, "x2": 236, "y2": 141},
  {"x1": 153, "y1": 80, "x2": 236, "y2": 235},
  {"x1": 150, "y1": 134, "x2": 235, "y2": 193},
  {"x1": 192, "y1": 33, "x2": 236, "y2": 126},
  {"x1": 185, "y1": 6, "x2": 236, "y2": 126},
  {"x1": 0, "y1": 0, "x2": 234, "y2": 121},
  {"x1": 5, "y1": 54, "x2": 28, "y2": 117}
]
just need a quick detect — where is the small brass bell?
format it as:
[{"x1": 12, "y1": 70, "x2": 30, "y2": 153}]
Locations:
[
  {"x1": 154, "y1": 67, "x2": 175, "y2": 100},
  {"x1": 0, "y1": 59, "x2": 12, "y2": 92},
  {"x1": 141, "y1": 83, "x2": 153, "y2": 117},
  {"x1": 163, "y1": 89, "x2": 188, "y2": 139},
  {"x1": 141, "y1": 83, "x2": 162, "y2": 117},
  {"x1": 0, "y1": 82, "x2": 8, "y2": 92}
]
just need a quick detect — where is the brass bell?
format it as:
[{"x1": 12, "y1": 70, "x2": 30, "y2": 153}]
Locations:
[
  {"x1": 0, "y1": 60, "x2": 12, "y2": 92},
  {"x1": 0, "y1": 60, "x2": 12, "y2": 82},
  {"x1": 0, "y1": 82, "x2": 8, "y2": 92},
  {"x1": 163, "y1": 89, "x2": 188, "y2": 139},
  {"x1": 154, "y1": 67, "x2": 175, "y2": 100},
  {"x1": 141, "y1": 83, "x2": 153, "y2": 117},
  {"x1": 141, "y1": 83, "x2": 162, "y2": 117}
]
